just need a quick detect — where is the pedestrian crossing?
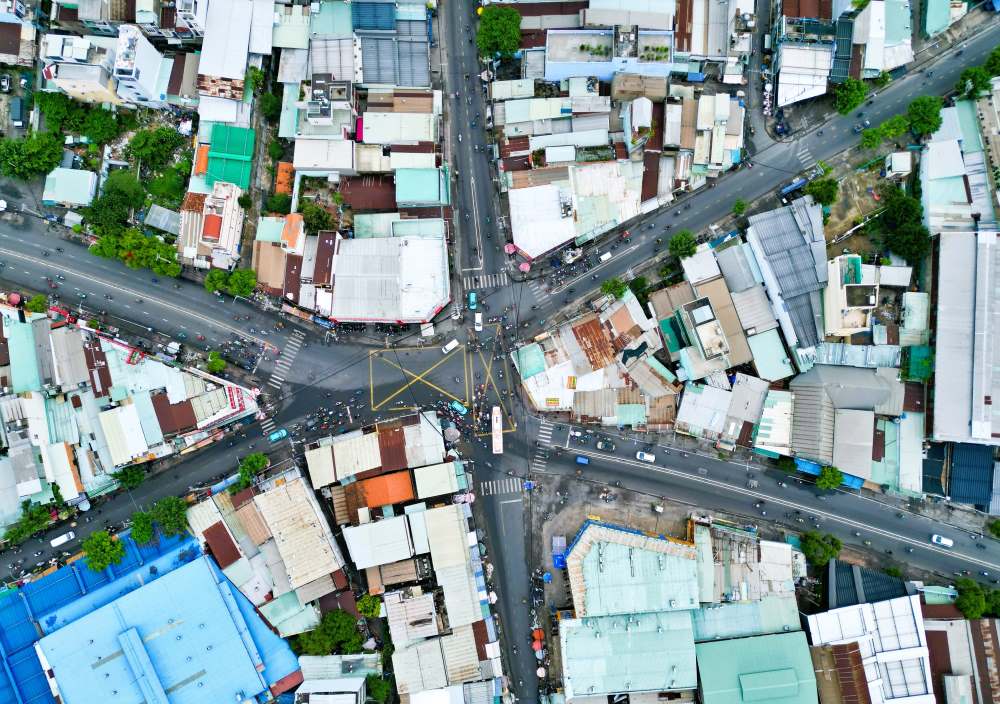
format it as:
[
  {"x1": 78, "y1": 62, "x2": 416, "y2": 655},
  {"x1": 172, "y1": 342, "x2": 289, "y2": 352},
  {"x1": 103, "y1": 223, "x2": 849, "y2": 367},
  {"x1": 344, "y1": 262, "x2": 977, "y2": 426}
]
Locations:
[
  {"x1": 531, "y1": 420, "x2": 553, "y2": 473},
  {"x1": 796, "y1": 142, "x2": 815, "y2": 169},
  {"x1": 267, "y1": 330, "x2": 306, "y2": 390},
  {"x1": 526, "y1": 278, "x2": 550, "y2": 301},
  {"x1": 260, "y1": 415, "x2": 277, "y2": 435},
  {"x1": 478, "y1": 476, "x2": 522, "y2": 496},
  {"x1": 463, "y1": 270, "x2": 509, "y2": 290}
]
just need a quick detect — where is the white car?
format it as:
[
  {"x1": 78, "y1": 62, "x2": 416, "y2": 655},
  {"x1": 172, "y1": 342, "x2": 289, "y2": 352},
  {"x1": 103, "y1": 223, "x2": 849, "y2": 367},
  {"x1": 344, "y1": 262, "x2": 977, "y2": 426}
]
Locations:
[
  {"x1": 635, "y1": 451, "x2": 656, "y2": 463},
  {"x1": 474, "y1": 312, "x2": 483, "y2": 332},
  {"x1": 930, "y1": 534, "x2": 953, "y2": 548}
]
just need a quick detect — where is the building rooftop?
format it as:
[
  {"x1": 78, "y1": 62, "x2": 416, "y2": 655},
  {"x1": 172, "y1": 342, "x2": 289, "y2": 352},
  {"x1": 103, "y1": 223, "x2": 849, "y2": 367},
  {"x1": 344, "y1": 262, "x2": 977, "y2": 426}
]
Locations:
[
  {"x1": 42, "y1": 168, "x2": 97, "y2": 206},
  {"x1": 696, "y1": 631, "x2": 818, "y2": 704},
  {"x1": 35, "y1": 556, "x2": 300, "y2": 704},
  {"x1": 206, "y1": 124, "x2": 255, "y2": 189}
]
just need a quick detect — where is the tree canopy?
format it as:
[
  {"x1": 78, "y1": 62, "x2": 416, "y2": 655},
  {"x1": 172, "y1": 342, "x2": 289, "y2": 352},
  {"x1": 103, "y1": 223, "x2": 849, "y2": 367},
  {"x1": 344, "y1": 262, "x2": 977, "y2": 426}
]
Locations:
[
  {"x1": 265, "y1": 193, "x2": 292, "y2": 214},
  {"x1": 816, "y1": 465, "x2": 844, "y2": 490},
  {"x1": 227, "y1": 269, "x2": 258, "y2": 298},
  {"x1": 956, "y1": 66, "x2": 992, "y2": 99},
  {"x1": 366, "y1": 674, "x2": 392, "y2": 704},
  {"x1": 127, "y1": 127, "x2": 186, "y2": 171},
  {"x1": 204, "y1": 269, "x2": 229, "y2": 293},
  {"x1": 300, "y1": 201, "x2": 334, "y2": 235},
  {"x1": 833, "y1": 78, "x2": 868, "y2": 115},
  {"x1": 880, "y1": 114, "x2": 910, "y2": 140},
  {"x1": 293, "y1": 610, "x2": 363, "y2": 655},
  {"x1": 600, "y1": 277, "x2": 627, "y2": 299},
  {"x1": 112, "y1": 466, "x2": 146, "y2": 490},
  {"x1": 955, "y1": 578, "x2": 987, "y2": 618},
  {"x1": 206, "y1": 351, "x2": 227, "y2": 374},
  {"x1": 3, "y1": 500, "x2": 55, "y2": 544},
  {"x1": 859, "y1": 128, "x2": 882, "y2": 150},
  {"x1": 732, "y1": 199, "x2": 747, "y2": 216},
  {"x1": 24, "y1": 294, "x2": 48, "y2": 314},
  {"x1": 800, "y1": 531, "x2": 842, "y2": 566},
  {"x1": 875, "y1": 185, "x2": 930, "y2": 265},
  {"x1": 259, "y1": 92, "x2": 282, "y2": 123},
  {"x1": 357, "y1": 593, "x2": 382, "y2": 618},
  {"x1": 668, "y1": 229, "x2": 697, "y2": 259},
  {"x1": 0, "y1": 132, "x2": 63, "y2": 180},
  {"x1": 906, "y1": 96, "x2": 943, "y2": 137},
  {"x1": 150, "y1": 496, "x2": 189, "y2": 537},
  {"x1": 130, "y1": 510, "x2": 155, "y2": 545},
  {"x1": 804, "y1": 178, "x2": 839, "y2": 206},
  {"x1": 82, "y1": 530, "x2": 126, "y2": 572},
  {"x1": 476, "y1": 5, "x2": 521, "y2": 57}
]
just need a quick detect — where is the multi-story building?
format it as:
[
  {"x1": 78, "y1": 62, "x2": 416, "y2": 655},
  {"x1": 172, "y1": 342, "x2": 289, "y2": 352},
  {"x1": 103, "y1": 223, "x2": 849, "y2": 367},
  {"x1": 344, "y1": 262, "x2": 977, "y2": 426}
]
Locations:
[
  {"x1": 114, "y1": 25, "x2": 172, "y2": 107},
  {"x1": 40, "y1": 34, "x2": 120, "y2": 104},
  {"x1": 178, "y1": 181, "x2": 246, "y2": 270}
]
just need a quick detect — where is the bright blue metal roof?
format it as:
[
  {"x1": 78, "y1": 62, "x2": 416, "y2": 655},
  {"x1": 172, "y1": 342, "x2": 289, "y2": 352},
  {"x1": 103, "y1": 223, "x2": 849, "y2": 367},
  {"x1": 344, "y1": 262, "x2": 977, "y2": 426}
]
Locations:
[{"x1": 36, "y1": 556, "x2": 296, "y2": 704}]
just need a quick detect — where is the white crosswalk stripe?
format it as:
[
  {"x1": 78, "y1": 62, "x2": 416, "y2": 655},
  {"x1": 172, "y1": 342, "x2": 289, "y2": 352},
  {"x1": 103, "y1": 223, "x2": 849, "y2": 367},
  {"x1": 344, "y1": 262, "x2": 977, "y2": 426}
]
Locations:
[
  {"x1": 478, "y1": 476, "x2": 523, "y2": 496},
  {"x1": 267, "y1": 379, "x2": 282, "y2": 388},
  {"x1": 464, "y1": 271, "x2": 509, "y2": 290},
  {"x1": 537, "y1": 420, "x2": 554, "y2": 446},
  {"x1": 796, "y1": 143, "x2": 815, "y2": 168},
  {"x1": 526, "y1": 279, "x2": 550, "y2": 300},
  {"x1": 260, "y1": 417, "x2": 276, "y2": 432},
  {"x1": 267, "y1": 330, "x2": 307, "y2": 389}
]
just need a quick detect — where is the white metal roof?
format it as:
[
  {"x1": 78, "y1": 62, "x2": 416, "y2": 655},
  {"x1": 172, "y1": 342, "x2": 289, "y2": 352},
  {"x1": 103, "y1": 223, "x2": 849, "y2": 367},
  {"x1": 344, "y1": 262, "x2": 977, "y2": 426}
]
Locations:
[
  {"x1": 342, "y1": 516, "x2": 415, "y2": 570},
  {"x1": 305, "y1": 445, "x2": 336, "y2": 488},
  {"x1": 413, "y1": 461, "x2": 460, "y2": 499},
  {"x1": 509, "y1": 184, "x2": 577, "y2": 260},
  {"x1": 776, "y1": 43, "x2": 833, "y2": 107},
  {"x1": 198, "y1": 0, "x2": 251, "y2": 79},
  {"x1": 362, "y1": 112, "x2": 437, "y2": 145}
]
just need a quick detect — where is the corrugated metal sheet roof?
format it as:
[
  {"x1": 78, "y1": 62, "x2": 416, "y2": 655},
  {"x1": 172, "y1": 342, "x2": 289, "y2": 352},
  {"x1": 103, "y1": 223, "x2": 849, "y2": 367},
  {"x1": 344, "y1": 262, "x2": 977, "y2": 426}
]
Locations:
[
  {"x1": 731, "y1": 286, "x2": 778, "y2": 335},
  {"x1": 360, "y1": 470, "x2": 415, "y2": 507},
  {"x1": 384, "y1": 591, "x2": 439, "y2": 646},
  {"x1": 949, "y1": 443, "x2": 995, "y2": 506},
  {"x1": 235, "y1": 501, "x2": 272, "y2": 545},
  {"x1": 441, "y1": 624, "x2": 481, "y2": 684}
]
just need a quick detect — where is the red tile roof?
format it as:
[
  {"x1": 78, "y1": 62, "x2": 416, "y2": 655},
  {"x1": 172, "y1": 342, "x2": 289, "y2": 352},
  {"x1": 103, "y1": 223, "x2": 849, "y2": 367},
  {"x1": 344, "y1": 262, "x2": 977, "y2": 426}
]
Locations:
[
  {"x1": 203, "y1": 521, "x2": 241, "y2": 569},
  {"x1": 202, "y1": 213, "x2": 222, "y2": 240}
]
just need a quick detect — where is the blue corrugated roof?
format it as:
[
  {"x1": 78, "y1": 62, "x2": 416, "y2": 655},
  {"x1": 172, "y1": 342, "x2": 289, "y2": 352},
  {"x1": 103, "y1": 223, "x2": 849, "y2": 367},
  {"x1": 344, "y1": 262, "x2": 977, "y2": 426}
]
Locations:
[
  {"x1": 351, "y1": 1, "x2": 395, "y2": 30},
  {"x1": 949, "y1": 442, "x2": 995, "y2": 506}
]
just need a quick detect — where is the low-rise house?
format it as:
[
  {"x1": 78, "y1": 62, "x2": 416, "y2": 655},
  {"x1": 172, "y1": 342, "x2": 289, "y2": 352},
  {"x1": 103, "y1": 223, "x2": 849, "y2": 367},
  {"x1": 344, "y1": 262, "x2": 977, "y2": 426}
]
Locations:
[
  {"x1": 823, "y1": 254, "x2": 912, "y2": 338},
  {"x1": 0, "y1": 6, "x2": 35, "y2": 68},
  {"x1": 42, "y1": 168, "x2": 98, "y2": 207},
  {"x1": 177, "y1": 181, "x2": 245, "y2": 270},
  {"x1": 196, "y1": 0, "x2": 251, "y2": 124}
]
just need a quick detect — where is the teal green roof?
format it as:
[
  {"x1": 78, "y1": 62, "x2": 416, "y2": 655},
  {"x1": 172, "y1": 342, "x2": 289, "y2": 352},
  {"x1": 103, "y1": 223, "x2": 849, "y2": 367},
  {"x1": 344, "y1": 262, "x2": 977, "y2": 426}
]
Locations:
[
  {"x1": 395, "y1": 167, "x2": 450, "y2": 206},
  {"x1": 868, "y1": 417, "x2": 899, "y2": 489},
  {"x1": 278, "y1": 83, "x2": 299, "y2": 140},
  {"x1": 187, "y1": 173, "x2": 211, "y2": 195},
  {"x1": 907, "y1": 345, "x2": 933, "y2": 382},
  {"x1": 206, "y1": 124, "x2": 256, "y2": 190},
  {"x1": 922, "y1": 0, "x2": 950, "y2": 36},
  {"x1": 561, "y1": 611, "x2": 697, "y2": 697},
  {"x1": 692, "y1": 596, "x2": 800, "y2": 642},
  {"x1": 514, "y1": 343, "x2": 546, "y2": 379},
  {"x1": 843, "y1": 255, "x2": 862, "y2": 284},
  {"x1": 660, "y1": 312, "x2": 688, "y2": 354},
  {"x1": 956, "y1": 100, "x2": 984, "y2": 153},
  {"x1": 927, "y1": 175, "x2": 970, "y2": 207},
  {"x1": 615, "y1": 403, "x2": 646, "y2": 427},
  {"x1": 392, "y1": 218, "x2": 446, "y2": 238},
  {"x1": 696, "y1": 631, "x2": 818, "y2": 704},
  {"x1": 4, "y1": 313, "x2": 45, "y2": 393},
  {"x1": 256, "y1": 216, "x2": 286, "y2": 243},
  {"x1": 884, "y1": 0, "x2": 911, "y2": 43},
  {"x1": 747, "y1": 330, "x2": 795, "y2": 382},
  {"x1": 310, "y1": 0, "x2": 354, "y2": 37}
]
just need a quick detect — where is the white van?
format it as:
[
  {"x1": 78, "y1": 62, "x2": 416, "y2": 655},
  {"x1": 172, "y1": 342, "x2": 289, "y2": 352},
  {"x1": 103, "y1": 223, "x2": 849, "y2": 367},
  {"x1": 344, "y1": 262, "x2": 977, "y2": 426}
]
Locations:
[
  {"x1": 442, "y1": 339, "x2": 460, "y2": 355},
  {"x1": 50, "y1": 531, "x2": 75, "y2": 548},
  {"x1": 930, "y1": 534, "x2": 953, "y2": 548},
  {"x1": 599, "y1": 252, "x2": 612, "y2": 263},
  {"x1": 474, "y1": 312, "x2": 483, "y2": 332}
]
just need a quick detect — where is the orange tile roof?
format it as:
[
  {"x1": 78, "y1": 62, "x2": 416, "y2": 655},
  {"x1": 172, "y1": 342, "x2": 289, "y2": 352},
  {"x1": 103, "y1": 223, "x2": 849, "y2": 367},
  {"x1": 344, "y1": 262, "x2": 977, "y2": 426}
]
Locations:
[
  {"x1": 360, "y1": 471, "x2": 415, "y2": 508},
  {"x1": 275, "y1": 162, "x2": 294, "y2": 195},
  {"x1": 202, "y1": 213, "x2": 222, "y2": 240},
  {"x1": 281, "y1": 213, "x2": 304, "y2": 250},
  {"x1": 194, "y1": 144, "x2": 210, "y2": 176}
]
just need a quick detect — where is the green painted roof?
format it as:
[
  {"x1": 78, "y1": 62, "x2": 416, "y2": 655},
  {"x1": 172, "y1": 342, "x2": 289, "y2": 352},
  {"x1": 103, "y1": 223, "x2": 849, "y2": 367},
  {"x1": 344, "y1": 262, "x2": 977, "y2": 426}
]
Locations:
[
  {"x1": 956, "y1": 100, "x2": 985, "y2": 154},
  {"x1": 310, "y1": 0, "x2": 354, "y2": 37},
  {"x1": 907, "y1": 345, "x2": 933, "y2": 382},
  {"x1": 696, "y1": 631, "x2": 818, "y2": 704},
  {"x1": 922, "y1": 0, "x2": 950, "y2": 36},
  {"x1": 884, "y1": 0, "x2": 911, "y2": 43},
  {"x1": 4, "y1": 313, "x2": 45, "y2": 392},
  {"x1": 207, "y1": 124, "x2": 256, "y2": 190},
  {"x1": 256, "y1": 216, "x2": 286, "y2": 243},
  {"x1": 561, "y1": 611, "x2": 697, "y2": 697},
  {"x1": 514, "y1": 343, "x2": 546, "y2": 379},
  {"x1": 747, "y1": 330, "x2": 795, "y2": 382},
  {"x1": 395, "y1": 167, "x2": 450, "y2": 206},
  {"x1": 615, "y1": 403, "x2": 647, "y2": 427},
  {"x1": 692, "y1": 596, "x2": 800, "y2": 642},
  {"x1": 278, "y1": 83, "x2": 300, "y2": 140}
]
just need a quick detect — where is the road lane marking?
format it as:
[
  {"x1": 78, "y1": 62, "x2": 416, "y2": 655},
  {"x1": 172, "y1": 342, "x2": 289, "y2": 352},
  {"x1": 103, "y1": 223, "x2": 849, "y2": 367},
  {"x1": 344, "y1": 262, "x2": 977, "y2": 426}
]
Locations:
[
  {"x1": 0, "y1": 246, "x2": 267, "y2": 345},
  {"x1": 569, "y1": 447, "x2": 1000, "y2": 571}
]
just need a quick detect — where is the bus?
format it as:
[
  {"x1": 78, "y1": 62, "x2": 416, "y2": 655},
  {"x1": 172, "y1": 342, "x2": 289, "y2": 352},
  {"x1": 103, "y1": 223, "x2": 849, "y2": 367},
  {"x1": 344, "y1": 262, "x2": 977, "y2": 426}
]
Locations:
[{"x1": 491, "y1": 406, "x2": 503, "y2": 454}]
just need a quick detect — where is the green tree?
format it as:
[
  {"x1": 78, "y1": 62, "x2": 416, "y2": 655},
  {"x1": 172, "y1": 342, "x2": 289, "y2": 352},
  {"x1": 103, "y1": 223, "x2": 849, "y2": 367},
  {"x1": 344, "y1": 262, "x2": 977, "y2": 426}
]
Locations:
[
  {"x1": 90, "y1": 233, "x2": 122, "y2": 258},
  {"x1": 127, "y1": 127, "x2": 185, "y2": 171},
  {"x1": 987, "y1": 588, "x2": 1000, "y2": 617},
  {"x1": 0, "y1": 132, "x2": 64, "y2": 180},
  {"x1": 955, "y1": 578, "x2": 987, "y2": 619},
  {"x1": 884, "y1": 566, "x2": 903, "y2": 578},
  {"x1": 259, "y1": 92, "x2": 282, "y2": 123},
  {"x1": 206, "y1": 351, "x2": 227, "y2": 374},
  {"x1": 873, "y1": 70, "x2": 892, "y2": 88},
  {"x1": 237, "y1": 193, "x2": 253, "y2": 210},
  {"x1": 366, "y1": 674, "x2": 392, "y2": 704},
  {"x1": 776, "y1": 455, "x2": 798, "y2": 474},
  {"x1": 859, "y1": 127, "x2": 882, "y2": 150},
  {"x1": 265, "y1": 192, "x2": 292, "y2": 214},
  {"x1": 804, "y1": 178, "x2": 839, "y2": 206},
  {"x1": 150, "y1": 496, "x2": 189, "y2": 537},
  {"x1": 906, "y1": 95, "x2": 943, "y2": 137},
  {"x1": 986, "y1": 46, "x2": 1000, "y2": 76},
  {"x1": 232, "y1": 452, "x2": 270, "y2": 492},
  {"x1": 880, "y1": 114, "x2": 910, "y2": 140},
  {"x1": 204, "y1": 269, "x2": 230, "y2": 293},
  {"x1": 82, "y1": 530, "x2": 126, "y2": 572},
  {"x1": 35, "y1": 92, "x2": 87, "y2": 133},
  {"x1": 668, "y1": 229, "x2": 697, "y2": 259},
  {"x1": 816, "y1": 465, "x2": 843, "y2": 490},
  {"x1": 245, "y1": 66, "x2": 265, "y2": 95},
  {"x1": 104, "y1": 170, "x2": 146, "y2": 207},
  {"x1": 4, "y1": 500, "x2": 55, "y2": 544},
  {"x1": 226, "y1": 268, "x2": 258, "y2": 297},
  {"x1": 833, "y1": 78, "x2": 868, "y2": 115},
  {"x1": 800, "y1": 531, "x2": 842, "y2": 566},
  {"x1": 82, "y1": 108, "x2": 121, "y2": 144},
  {"x1": 24, "y1": 294, "x2": 48, "y2": 314},
  {"x1": 956, "y1": 66, "x2": 991, "y2": 99},
  {"x1": 628, "y1": 275, "x2": 648, "y2": 297},
  {"x1": 357, "y1": 593, "x2": 382, "y2": 618},
  {"x1": 130, "y1": 510, "x2": 155, "y2": 545},
  {"x1": 268, "y1": 139, "x2": 284, "y2": 162},
  {"x1": 476, "y1": 5, "x2": 521, "y2": 57},
  {"x1": 300, "y1": 201, "x2": 333, "y2": 235},
  {"x1": 600, "y1": 277, "x2": 627, "y2": 299},
  {"x1": 293, "y1": 610, "x2": 363, "y2": 655},
  {"x1": 988, "y1": 519, "x2": 1000, "y2": 539},
  {"x1": 890, "y1": 221, "x2": 931, "y2": 265},
  {"x1": 112, "y1": 466, "x2": 146, "y2": 490},
  {"x1": 148, "y1": 167, "x2": 186, "y2": 204},
  {"x1": 732, "y1": 199, "x2": 747, "y2": 216}
]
